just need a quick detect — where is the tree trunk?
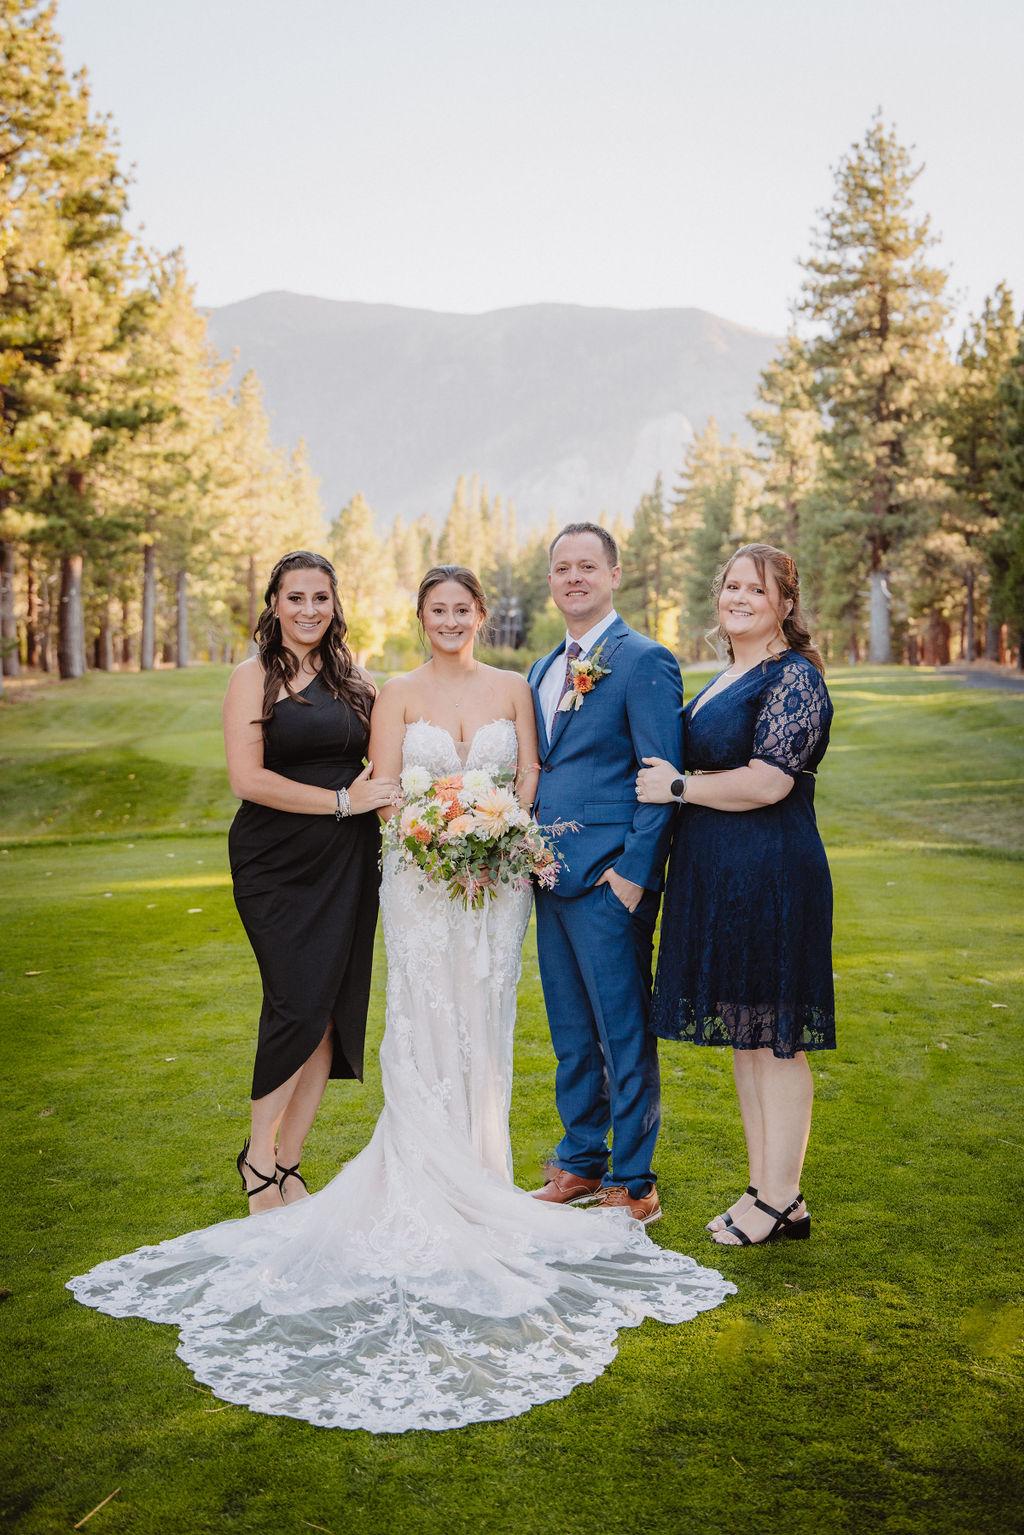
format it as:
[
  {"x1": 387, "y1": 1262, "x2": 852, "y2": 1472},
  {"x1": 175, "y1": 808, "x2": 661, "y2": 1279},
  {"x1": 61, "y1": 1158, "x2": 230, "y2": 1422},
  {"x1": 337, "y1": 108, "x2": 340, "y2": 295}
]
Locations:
[
  {"x1": 0, "y1": 540, "x2": 19, "y2": 676},
  {"x1": 923, "y1": 611, "x2": 951, "y2": 666},
  {"x1": 121, "y1": 601, "x2": 131, "y2": 666},
  {"x1": 247, "y1": 554, "x2": 258, "y2": 638},
  {"x1": 984, "y1": 617, "x2": 1001, "y2": 662},
  {"x1": 38, "y1": 573, "x2": 52, "y2": 672},
  {"x1": 140, "y1": 543, "x2": 156, "y2": 670},
  {"x1": 57, "y1": 554, "x2": 86, "y2": 679},
  {"x1": 95, "y1": 599, "x2": 114, "y2": 671},
  {"x1": 964, "y1": 569, "x2": 977, "y2": 661},
  {"x1": 868, "y1": 569, "x2": 893, "y2": 663},
  {"x1": 175, "y1": 568, "x2": 188, "y2": 668},
  {"x1": 25, "y1": 558, "x2": 40, "y2": 668}
]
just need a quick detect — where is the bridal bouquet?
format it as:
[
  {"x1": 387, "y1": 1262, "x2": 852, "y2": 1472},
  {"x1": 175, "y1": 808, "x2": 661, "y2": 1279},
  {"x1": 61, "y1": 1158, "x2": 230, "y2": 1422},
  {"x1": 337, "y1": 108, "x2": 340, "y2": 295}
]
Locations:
[{"x1": 383, "y1": 765, "x2": 564, "y2": 909}]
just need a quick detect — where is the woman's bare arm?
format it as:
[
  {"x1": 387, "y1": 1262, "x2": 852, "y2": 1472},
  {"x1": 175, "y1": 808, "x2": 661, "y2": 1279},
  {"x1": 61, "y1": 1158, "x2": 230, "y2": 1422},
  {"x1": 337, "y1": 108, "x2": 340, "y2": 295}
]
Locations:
[
  {"x1": 636, "y1": 755, "x2": 794, "y2": 812},
  {"x1": 510, "y1": 674, "x2": 539, "y2": 811},
  {"x1": 367, "y1": 678, "x2": 409, "y2": 821},
  {"x1": 223, "y1": 660, "x2": 397, "y2": 815}
]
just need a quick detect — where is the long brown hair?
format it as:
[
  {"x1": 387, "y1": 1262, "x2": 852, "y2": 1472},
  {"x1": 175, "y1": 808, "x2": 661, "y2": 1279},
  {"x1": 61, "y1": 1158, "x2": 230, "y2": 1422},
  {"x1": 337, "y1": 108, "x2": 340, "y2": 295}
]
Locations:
[
  {"x1": 708, "y1": 543, "x2": 825, "y2": 675},
  {"x1": 254, "y1": 551, "x2": 374, "y2": 731}
]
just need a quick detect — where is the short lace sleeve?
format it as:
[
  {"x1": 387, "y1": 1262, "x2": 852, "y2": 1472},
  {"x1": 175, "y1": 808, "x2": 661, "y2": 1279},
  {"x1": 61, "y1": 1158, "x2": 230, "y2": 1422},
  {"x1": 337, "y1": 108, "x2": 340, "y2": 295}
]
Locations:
[{"x1": 751, "y1": 659, "x2": 831, "y2": 776}]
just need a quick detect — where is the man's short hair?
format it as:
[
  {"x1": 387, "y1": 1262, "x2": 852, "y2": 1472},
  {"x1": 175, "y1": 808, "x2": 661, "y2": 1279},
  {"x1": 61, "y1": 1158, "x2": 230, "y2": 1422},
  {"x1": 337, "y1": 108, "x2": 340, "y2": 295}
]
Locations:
[{"x1": 548, "y1": 521, "x2": 619, "y2": 567}]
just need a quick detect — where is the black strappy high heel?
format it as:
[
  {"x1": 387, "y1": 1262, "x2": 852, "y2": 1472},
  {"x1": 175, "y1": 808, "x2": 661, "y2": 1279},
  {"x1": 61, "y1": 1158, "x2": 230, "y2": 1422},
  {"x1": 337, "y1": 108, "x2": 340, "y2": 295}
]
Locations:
[
  {"x1": 706, "y1": 1184, "x2": 759, "y2": 1233},
  {"x1": 236, "y1": 1137, "x2": 278, "y2": 1202},
  {"x1": 276, "y1": 1160, "x2": 309, "y2": 1200},
  {"x1": 712, "y1": 1193, "x2": 811, "y2": 1246}
]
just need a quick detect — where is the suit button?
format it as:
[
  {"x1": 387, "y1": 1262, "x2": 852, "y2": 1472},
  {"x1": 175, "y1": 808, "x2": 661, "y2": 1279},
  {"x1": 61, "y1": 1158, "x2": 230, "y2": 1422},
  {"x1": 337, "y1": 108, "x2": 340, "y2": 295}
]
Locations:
[{"x1": 543, "y1": 764, "x2": 552, "y2": 772}]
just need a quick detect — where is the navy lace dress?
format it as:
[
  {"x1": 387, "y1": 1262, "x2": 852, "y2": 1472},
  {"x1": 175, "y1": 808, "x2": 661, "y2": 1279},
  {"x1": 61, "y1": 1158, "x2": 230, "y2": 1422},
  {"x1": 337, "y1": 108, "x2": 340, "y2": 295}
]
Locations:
[{"x1": 650, "y1": 652, "x2": 835, "y2": 1058}]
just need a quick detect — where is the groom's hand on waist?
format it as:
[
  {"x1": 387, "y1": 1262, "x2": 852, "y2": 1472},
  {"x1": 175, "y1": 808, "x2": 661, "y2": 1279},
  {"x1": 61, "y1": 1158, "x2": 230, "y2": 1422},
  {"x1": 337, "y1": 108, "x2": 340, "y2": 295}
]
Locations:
[{"x1": 596, "y1": 866, "x2": 643, "y2": 912}]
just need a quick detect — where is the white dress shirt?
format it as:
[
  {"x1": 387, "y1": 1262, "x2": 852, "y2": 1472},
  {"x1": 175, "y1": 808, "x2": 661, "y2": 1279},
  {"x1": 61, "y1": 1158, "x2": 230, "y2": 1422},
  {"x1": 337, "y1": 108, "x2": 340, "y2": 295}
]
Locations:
[{"x1": 539, "y1": 610, "x2": 619, "y2": 738}]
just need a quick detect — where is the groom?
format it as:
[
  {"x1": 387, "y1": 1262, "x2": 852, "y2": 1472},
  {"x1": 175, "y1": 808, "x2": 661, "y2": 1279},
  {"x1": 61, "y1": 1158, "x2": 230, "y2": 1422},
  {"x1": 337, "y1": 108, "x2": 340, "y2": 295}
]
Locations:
[{"x1": 529, "y1": 523, "x2": 683, "y2": 1224}]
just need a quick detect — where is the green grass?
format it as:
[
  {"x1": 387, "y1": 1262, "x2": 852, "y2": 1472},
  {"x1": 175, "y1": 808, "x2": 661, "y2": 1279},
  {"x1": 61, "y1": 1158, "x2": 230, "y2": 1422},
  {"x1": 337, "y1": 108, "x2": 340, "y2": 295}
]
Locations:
[{"x1": 1, "y1": 666, "x2": 1023, "y2": 1535}]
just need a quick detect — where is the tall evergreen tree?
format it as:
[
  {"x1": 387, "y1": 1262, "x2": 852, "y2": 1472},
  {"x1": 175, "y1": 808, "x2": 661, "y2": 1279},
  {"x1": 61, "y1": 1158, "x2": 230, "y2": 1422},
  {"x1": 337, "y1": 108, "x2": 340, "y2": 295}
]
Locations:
[
  {"x1": 438, "y1": 473, "x2": 486, "y2": 570},
  {"x1": 989, "y1": 333, "x2": 1024, "y2": 665},
  {"x1": 329, "y1": 492, "x2": 401, "y2": 664},
  {"x1": 619, "y1": 475, "x2": 675, "y2": 642},
  {"x1": 748, "y1": 332, "x2": 821, "y2": 553},
  {"x1": 0, "y1": 1, "x2": 154, "y2": 676},
  {"x1": 943, "y1": 285, "x2": 1019, "y2": 659},
  {"x1": 670, "y1": 420, "x2": 753, "y2": 660},
  {"x1": 107, "y1": 250, "x2": 229, "y2": 669},
  {"x1": 799, "y1": 115, "x2": 951, "y2": 661},
  {"x1": 216, "y1": 371, "x2": 325, "y2": 654}
]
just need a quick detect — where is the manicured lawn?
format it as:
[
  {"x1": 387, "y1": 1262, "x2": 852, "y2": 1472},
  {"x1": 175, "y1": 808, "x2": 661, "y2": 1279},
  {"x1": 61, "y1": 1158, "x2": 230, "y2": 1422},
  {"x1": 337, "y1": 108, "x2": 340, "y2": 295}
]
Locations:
[{"x1": 1, "y1": 665, "x2": 1022, "y2": 1534}]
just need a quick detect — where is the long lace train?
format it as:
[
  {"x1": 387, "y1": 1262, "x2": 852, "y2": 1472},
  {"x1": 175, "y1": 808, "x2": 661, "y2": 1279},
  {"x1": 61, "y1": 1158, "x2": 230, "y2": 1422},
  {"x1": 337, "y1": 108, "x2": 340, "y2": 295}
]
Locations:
[{"x1": 68, "y1": 720, "x2": 734, "y2": 1431}]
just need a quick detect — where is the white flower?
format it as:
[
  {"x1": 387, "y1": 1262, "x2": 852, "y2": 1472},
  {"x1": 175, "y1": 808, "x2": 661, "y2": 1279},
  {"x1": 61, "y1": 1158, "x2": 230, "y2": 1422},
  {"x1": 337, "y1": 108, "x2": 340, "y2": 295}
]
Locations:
[
  {"x1": 459, "y1": 768, "x2": 493, "y2": 804},
  {"x1": 400, "y1": 765, "x2": 432, "y2": 796},
  {"x1": 470, "y1": 785, "x2": 520, "y2": 835}
]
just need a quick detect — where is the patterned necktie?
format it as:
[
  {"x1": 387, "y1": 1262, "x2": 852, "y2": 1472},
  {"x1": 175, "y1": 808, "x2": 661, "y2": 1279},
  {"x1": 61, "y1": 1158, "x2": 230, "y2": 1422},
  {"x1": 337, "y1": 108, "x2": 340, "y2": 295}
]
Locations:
[{"x1": 557, "y1": 641, "x2": 583, "y2": 707}]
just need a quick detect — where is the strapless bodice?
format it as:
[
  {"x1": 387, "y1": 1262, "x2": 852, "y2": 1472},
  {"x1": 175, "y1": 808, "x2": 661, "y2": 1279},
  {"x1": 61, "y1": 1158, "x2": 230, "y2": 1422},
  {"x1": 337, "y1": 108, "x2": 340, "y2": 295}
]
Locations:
[{"x1": 402, "y1": 719, "x2": 518, "y2": 777}]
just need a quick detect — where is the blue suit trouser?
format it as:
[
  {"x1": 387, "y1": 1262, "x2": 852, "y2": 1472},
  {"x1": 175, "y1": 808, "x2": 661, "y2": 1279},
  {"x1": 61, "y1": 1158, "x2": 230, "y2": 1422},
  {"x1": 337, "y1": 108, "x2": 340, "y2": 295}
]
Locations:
[{"x1": 534, "y1": 882, "x2": 661, "y2": 1197}]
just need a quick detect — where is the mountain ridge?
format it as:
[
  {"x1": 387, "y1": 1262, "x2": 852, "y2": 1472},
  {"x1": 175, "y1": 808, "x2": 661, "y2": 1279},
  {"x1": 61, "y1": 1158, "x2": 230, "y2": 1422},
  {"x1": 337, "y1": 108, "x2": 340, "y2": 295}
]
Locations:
[{"x1": 205, "y1": 292, "x2": 781, "y2": 530}]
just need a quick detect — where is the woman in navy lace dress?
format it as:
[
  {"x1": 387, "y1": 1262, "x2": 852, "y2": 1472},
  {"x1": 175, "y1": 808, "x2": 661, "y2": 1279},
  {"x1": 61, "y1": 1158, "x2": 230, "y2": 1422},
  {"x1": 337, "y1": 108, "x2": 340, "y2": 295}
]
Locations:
[{"x1": 636, "y1": 544, "x2": 834, "y2": 1248}]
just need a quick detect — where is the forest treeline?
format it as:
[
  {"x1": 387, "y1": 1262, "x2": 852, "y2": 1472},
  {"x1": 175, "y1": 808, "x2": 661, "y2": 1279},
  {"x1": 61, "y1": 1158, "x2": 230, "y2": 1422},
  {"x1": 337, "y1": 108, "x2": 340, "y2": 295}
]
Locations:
[{"x1": 2, "y1": 2, "x2": 1023, "y2": 692}]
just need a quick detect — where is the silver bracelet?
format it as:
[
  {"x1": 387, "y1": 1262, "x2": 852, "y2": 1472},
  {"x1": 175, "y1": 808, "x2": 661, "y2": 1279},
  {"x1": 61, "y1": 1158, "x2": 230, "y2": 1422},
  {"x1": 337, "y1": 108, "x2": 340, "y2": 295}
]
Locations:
[{"x1": 335, "y1": 787, "x2": 352, "y2": 820}]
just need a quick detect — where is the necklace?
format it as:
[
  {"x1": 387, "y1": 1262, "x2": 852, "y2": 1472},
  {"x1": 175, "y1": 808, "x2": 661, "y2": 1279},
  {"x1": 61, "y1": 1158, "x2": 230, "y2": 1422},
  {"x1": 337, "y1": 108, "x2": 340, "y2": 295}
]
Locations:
[{"x1": 429, "y1": 659, "x2": 479, "y2": 709}]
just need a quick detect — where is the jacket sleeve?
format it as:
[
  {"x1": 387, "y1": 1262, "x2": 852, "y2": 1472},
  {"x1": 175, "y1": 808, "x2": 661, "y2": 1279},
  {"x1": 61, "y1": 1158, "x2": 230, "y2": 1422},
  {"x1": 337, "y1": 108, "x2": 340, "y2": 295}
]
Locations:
[{"x1": 615, "y1": 643, "x2": 684, "y2": 890}]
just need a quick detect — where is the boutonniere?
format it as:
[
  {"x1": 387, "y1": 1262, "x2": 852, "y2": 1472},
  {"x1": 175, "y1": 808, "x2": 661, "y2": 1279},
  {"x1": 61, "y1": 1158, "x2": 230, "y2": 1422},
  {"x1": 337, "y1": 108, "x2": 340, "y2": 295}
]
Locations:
[{"x1": 557, "y1": 642, "x2": 612, "y2": 712}]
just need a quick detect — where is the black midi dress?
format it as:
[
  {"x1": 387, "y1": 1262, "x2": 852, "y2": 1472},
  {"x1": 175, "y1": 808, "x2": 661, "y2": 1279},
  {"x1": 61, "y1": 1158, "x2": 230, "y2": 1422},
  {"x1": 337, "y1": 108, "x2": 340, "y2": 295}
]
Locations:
[
  {"x1": 650, "y1": 651, "x2": 836, "y2": 1058},
  {"x1": 228, "y1": 673, "x2": 380, "y2": 1099}
]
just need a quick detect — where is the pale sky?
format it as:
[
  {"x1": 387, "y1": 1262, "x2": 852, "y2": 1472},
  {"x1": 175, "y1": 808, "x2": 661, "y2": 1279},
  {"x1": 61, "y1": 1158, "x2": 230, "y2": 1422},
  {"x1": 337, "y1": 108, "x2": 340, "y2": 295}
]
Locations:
[{"x1": 56, "y1": 0, "x2": 1024, "y2": 340}]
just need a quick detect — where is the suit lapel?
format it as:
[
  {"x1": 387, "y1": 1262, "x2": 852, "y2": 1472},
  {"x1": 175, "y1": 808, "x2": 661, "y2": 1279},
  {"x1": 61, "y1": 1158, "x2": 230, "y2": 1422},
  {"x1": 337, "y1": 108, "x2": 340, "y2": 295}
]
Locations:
[
  {"x1": 544, "y1": 621, "x2": 630, "y2": 755},
  {"x1": 533, "y1": 642, "x2": 565, "y2": 758}
]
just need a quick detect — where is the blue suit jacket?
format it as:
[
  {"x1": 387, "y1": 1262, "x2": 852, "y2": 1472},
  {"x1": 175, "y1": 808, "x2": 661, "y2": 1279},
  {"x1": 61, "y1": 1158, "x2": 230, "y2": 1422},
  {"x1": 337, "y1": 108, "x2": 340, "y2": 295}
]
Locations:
[{"x1": 529, "y1": 619, "x2": 683, "y2": 899}]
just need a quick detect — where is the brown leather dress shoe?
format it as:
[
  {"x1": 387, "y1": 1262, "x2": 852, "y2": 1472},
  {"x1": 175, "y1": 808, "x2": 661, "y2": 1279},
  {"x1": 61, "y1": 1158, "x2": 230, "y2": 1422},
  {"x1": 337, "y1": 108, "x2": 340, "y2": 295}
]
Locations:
[
  {"x1": 530, "y1": 1165, "x2": 604, "y2": 1204},
  {"x1": 591, "y1": 1184, "x2": 662, "y2": 1225}
]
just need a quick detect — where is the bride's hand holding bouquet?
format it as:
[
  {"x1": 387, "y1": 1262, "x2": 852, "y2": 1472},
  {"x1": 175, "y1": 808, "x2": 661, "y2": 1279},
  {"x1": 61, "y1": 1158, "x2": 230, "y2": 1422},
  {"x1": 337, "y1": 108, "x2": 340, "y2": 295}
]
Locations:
[{"x1": 384, "y1": 764, "x2": 564, "y2": 909}]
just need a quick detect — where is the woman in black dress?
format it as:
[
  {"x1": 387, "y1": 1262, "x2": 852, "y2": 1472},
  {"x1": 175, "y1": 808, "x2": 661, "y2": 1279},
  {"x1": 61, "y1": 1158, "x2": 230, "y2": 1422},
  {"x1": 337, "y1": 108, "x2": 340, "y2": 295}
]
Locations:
[
  {"x1": 636, "y1": 544, "x2": 834, "y2": 1247},
  {"x1": 223, "y1": 551, "x2": 399, "y2": 1214}
]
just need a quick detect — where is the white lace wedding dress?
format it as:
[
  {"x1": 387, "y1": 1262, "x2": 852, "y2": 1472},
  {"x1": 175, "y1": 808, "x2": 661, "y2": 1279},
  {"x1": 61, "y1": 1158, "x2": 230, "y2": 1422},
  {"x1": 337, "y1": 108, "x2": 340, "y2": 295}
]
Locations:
[{"x1": 68, "y1": 720, "x2": 735, "y2": 1432}]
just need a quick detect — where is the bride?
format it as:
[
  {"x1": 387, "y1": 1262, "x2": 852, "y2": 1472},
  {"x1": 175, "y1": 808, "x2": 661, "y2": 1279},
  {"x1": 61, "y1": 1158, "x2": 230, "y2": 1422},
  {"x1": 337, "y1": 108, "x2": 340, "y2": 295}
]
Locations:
[{"x1": 68, "y1": 565, "x2": 734, "y2": 1433}]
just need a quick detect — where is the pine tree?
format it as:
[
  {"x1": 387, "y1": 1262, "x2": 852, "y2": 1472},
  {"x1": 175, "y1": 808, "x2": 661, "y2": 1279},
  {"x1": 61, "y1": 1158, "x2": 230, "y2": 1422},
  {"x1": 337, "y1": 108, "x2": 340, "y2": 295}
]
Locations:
[
  {"x1": 0, "y1": 1, "x2": 153, "y2": 677},
  {"x1": 520, "y1": 517, "x2": 562, "y2": 653},
  {"x1": 989, "y1": 333, "x2": 1024, "y2": 665},
  {"x1": 438, "y1": 474, "x2": 485, "y2": 570},
  {"x1": 619, "y1": 475, "x2": 675, "y2": 642},
  {"x1": 670, "y1": 421, "x2": 753, "y2": 660},
  {"x1": 329, "y1": 493, "x2": 401, "y2": 664},
  {"x1": 748, "y1": 332, "x2": 821, "y2": 553},
  {"x1": 943, "y1": 285, "x2": 1019, "y2": 659},
  {"x1": 101, "y1": 250, "x2": 230, "y2": 669},
  {"x1": 216, "y1": 371, "x2": 325, "y2": 656},
  {"x1": 799, "y1": 114, "x2": 951, "y2": 662}
]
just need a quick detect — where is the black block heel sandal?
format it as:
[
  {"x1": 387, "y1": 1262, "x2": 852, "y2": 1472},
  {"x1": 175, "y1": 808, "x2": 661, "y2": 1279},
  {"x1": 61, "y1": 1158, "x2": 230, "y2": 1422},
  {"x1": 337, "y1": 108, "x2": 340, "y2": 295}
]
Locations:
[
  {"x1": 714, "y1": 1194, "x2": 811, "y2": 1246},
  {"x1": 706, "y1": 1184, "x2": 759, "y2": 1233}
]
